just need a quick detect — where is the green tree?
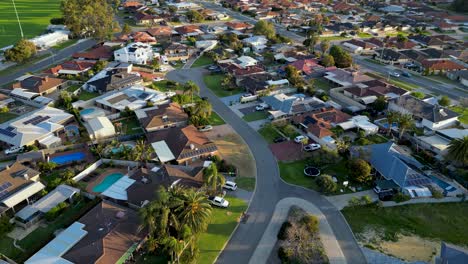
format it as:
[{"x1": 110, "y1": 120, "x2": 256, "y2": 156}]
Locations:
[
  {"x1": 152, "y1": 59, "x2": 160, "y2": 71},
  {"x1": 61, "y1": 0, "x2": 116, "y2": 40},
  {"x1": 451, "y1": 0, "x2": 468, "y2": 13},
  {"x1": 372, "y1": 96, "x2": 387, "y2": 112},
  {"x1": 93, "y1": 60, "x2": 108, "y2": 72},
  {"x1": 203, "y1": 162, "x2": 225, "y2": 194},
  {"x1": 320, "y1": 40, "x2": 330, "y2": 53},
  {"x1": 386, "y1": 111, "x2": 399, "y2": 137},
  {"x1": 134, "y1": 139, "x2": 151, "y2": 168},
  {"x1": 329, "y1": 45, "x2": 352, "y2": 68},
  {"x1": 284, "y1": 65, "x2": 304, "y2": 87},
  {"x1": 316, "y1": 174, "x2": 337, "y2": 193},
  {"x1": 253, "y1": 20, "x2": 276, "y2": 39},
  {"x1": 180, "y1": 189, "x2": 212, "y2": 234},
  {"x1": 0, "y1": 106, "x2": 9, "y2": 113},
  {"x1": 396, "y1": 33, "x2": 408, "y2": 43},
  {"x1": 183, "y1": 81, "x2": 200, "y2": 103},
  {"x1": 348, "y1": 159, "x2": 372, "y2": 183},
  {"x1": 321, "y1": 54, "x2": 335, "y2": 67},
  {"x1": 397, "y1": 114, "x2": 414, "y2": 140},
  {"x1": 221, "y1": 74, "x2": 234, "y2": 90},
  {"x1": 186, "y1": 10, "x2": 204, "y2": 23},
  {"x1": 303, "y1": 33, "x2": 319, "y2": 52},
  {"x1": 59, "y1": 91, "x2": 73, "y2": 110},
  {"x1": 122, "y1": 23, "x2": 132, "y2": 35},
  {"x1": 446, "y1": 136, "x2": 468, "y2": 166},
  {"x1": 5, "y1": 39, "x2": 37, "y2": 63},
  {"x1": 438, "y1": 96, "x2": 451, "y2": 107},
  {"x1": 411, "y1": 91, "x2": 425, "y2": 99}
]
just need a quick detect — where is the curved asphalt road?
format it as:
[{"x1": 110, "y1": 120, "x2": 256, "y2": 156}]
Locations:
[{"x1": 167, "y1": 68, "x2": 366, "y2": 264}]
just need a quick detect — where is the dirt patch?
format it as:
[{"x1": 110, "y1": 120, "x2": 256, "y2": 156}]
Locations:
[
  {"x1": 359, "y1": 228, "x2": 440, "y2": 262},
  {"x1": 205, "y1": 124, "x2": 256, "y2": 178},
  {"x1": 269, "y1": 141, "x2": 310, "y2": 162}
]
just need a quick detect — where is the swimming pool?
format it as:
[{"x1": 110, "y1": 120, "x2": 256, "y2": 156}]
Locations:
[
  {"x1": 381, "y1": 122, "x2": 398, "y2": 129},
  {"x1": 429, "y1": 175, "x2": 456, "y2": 192},
  {"x1": 80, "y1": 108, "x2": 95, "y2": 115},
  {"x1": 50, "y1": 152, "x2": 86, "y2": 165},
  {"x1": 92, "y1": 173, "x2": 124, "y2": 193},
  {"x1": 65, "y1": 125, "x2": 80, "y2": 137}
]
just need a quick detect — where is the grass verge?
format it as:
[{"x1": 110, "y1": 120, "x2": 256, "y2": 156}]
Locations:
[
  {"x1": 235, "y1": 177, "x2": 255, "y2": 191},
  {"x1": 191, "y1": 55, "x2": 214, "y2": 68},
  {"x1": 258, "y1": 123, "x2": 281, "y2": 143},
  {"x1": 209, "y1": 111, "x2": 226, "y2": 126},
  {"x1": 365, "y1": 72, "x2": 419, "y2": 91},
  {"x1": 53, "y1": 39, "x2": 78, "y2": 50},
  {"x1": 449, "y1": 106, "x2": 468, "y2": 124},
  {"x1": 342, "y1": 202, "x2": 468, "y2": 246},
  {"x1": 242, "y1": 111, "x2": 269, "y2": 122},
  {"x1": 198, "y1": 196, "x2": 247, "y2": 264},
  {"x1": 203, "y1": 74, "x2": 243, "y2": 97}
]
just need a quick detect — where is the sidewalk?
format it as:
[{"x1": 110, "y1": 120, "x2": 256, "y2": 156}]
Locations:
[
  {"x1": 248, "y1": 197, "x2": 346, "y2": 264},
  {"x1": 326, "y1": 190, "x2": 378, "y2": 210}
]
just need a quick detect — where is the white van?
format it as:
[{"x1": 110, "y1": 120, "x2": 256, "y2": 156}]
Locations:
[{"x1": 5, "y1": 146, "x2": 23, "y2": 155}]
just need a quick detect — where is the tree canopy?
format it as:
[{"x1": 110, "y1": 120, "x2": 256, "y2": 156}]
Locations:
[
  {"x1": 5, "y1": 39, "x2": 37, "y2": 63},
  {"x1": 186, "y1": 10, "x2": 204, "y2": 23},
  {"x1": 348, "y1": 159, "x2": 372, "y2": 183},
  {"x1": 253, "y1": 20, "x2": 276, "y2": 39},
  {"x1": 61, "y1": 0, "x2": 116, "y2": 40},
  {"x1": 438, "y1": 96, "x2": 451, "y2": 107},
  {"x1": 446, "y1": 136, "x2": 468, "y2": 166},
  {"x1": 329, "y1": 45, "x2": 353, "y2": 68}
]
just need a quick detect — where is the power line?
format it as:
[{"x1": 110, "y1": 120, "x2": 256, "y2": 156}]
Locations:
[{"x1": 11, "y1": 0, "x2": 24, "y2": 39}]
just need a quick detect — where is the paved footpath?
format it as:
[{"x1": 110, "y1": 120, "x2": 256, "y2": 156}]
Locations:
[{"x1": 249, "y1": 197, "x2": 346, "y2": 264}]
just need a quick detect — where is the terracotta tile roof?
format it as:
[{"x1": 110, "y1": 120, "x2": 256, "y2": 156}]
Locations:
[
  {"x1": 146, "y1": 26, "x2": 174, "y2": 37},
  {"x1": 122, "y1": 1, "x2": 143, "y2": 8},
  {"x1": 12, "y1": 76, "x2": 64, "y2": 94},
  {"x1": 139, "y1": 103, "x2": 188, "y2": 130},
  {"x1": 294, "y1": 107, "x2": 351, "y2": 139},
  {"x1": 175, "y1": 25, "x2": 200, "y2": 35},
  {"x1": 232, "y1": 66, "x2": 265, "y2": 77},
  {"x1": 46, "y1": 60, "x2": 95, "y2": 75},
  {"x1": 422, "y1": 60, "x2": 466, "y2": 71},
  {"x1": 287, "y1": 59, "x2": 323, "y2": 75},
  {"x1": 225, "y1": 21, "x2": 253, "y2": 30},
  {"x1": 134, "y1": 11, "x2": 156, "y2": 21},
  {"x1": 132, "y1": 31, "x2": 156, "y2": 43},
  {"x1": 72, "y1": 46, "x2": 113, "y2": 60}
]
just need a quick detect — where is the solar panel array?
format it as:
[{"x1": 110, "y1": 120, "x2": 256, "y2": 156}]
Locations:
[
  {"x1": 180, "y1": 145, "x2": 218, "y2": 159},
  {"x1": 0, "y1": 182, "x2": 12, "y2": 199},
  {"x1": 0, "y1": 128, "x2": 16, "y2": 138},
  {"x1": 23, "y1": 115, "x2": 50, "y2": 125}
]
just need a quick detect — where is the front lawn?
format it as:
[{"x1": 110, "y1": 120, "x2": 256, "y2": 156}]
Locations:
[
  {"x1": 449, "y1": 106, "x2": 468, "y2": 124},
  {"x1": 203, "y1": 74, "x2": 243, "y2": 97},
  {"x1": 66, "y1": 84, "x2": 81, "y2": 92},
  {"x1": 258, "y1": 123, "x2": 282, "y2": 143},
  {"x1": 354, "y1": 134, "x2": 389, "y2": 146},
  {"x1": 78, "y1": 90, "x2": 99, "y2": 101},
  {"x1": 364, "y1": 58, "x2": 385, "y2": 66},
  {"x1": 0, "y1": 112, "x2": 18, "y2": 123},
  {"x1": 365, "y1": 72, "x2": 419, "y2": 91},
  {"x1": 242, "y1": 111, "x2": 269, "y2": 122},
  {"x1": 198, "y1": 196, "x2": 247, "y2": 264},
  {"x1": 150, "y1": 80, "x2": 183, "y2": 92},
  {"x1": 357, "y1": 32, "x2": 373, "y2": 38},
  {"x1": 208, "y1": 111, "x2": 226, "y2": 126},
  {"x1": 235, "y1": 177, "x2": 255, "y2": 191},
  {"x1": 313, "y1": 77, "x2": 334, "y2": 92},
  {"x1": 191, "y1": 55, "x2": 214, "y2": 68},
  {"x1": 342, "y1": 202, "x2": 468, "y2": 247},
  {"x1": 319, "y1": 36, "x2": 350, "y2": 41}
]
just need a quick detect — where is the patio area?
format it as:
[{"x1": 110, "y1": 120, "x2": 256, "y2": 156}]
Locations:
[{"x1": 82, "y1": 167, "x2": 129, "y2": 194}]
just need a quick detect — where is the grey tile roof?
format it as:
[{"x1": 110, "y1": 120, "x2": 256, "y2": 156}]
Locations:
[{"x1": 393, "y1": 95, "x2": 459, "y2": 123}]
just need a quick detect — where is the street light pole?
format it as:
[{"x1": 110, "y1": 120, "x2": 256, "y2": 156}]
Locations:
[{"x1": 11, "y1": 0, "x2": 24, "y2": 39}]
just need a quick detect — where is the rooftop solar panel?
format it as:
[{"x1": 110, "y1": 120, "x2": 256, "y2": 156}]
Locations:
[{"x1": 0, "y1": 128, "x2": 16, "y2": 137}]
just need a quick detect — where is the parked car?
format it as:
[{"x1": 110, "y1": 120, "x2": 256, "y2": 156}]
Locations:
[
  {"x1": 198, "y1": 125, "x2": 213, "y2": 132},
  {"x1": 389, "y1": 71, "x2": 400, "y2": 78},
  {"x1": 401, "y1": 71, "x2": 411, "y2": 77},
  {"x1": 223, "y1": 181, "x2": 237, "y2": 191},
  {"x1": 153, "y1": 77, "x2": 164, "y2": 82},
  {"x1": 208, "y1": 196, "x2": 229, "y2": 208},
  {"x1": 207, "y1": 65, "x2": 218, "y2": 70},
  {"x1": 273, "y1": 137, "x2": 287, "y2": 143},
  {"x1": 5, "y1": 146, "x2": 23, "y2": 155},
  {"x1": 303, "y1": 143, "x2": 321, "y2": 152},
  {"x1": 294, "y1": 135, "x2": 308, "y2": 143},
  {"x1": 241, "y1": 93, "x2": 253, "y2": 98}
]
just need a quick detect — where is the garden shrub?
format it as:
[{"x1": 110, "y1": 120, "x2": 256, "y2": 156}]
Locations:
[
  {"x1": 277, "y1": 221, "x2": 292, "y2": 240},
  {"x1": 0, "y1": 216, "x2": 13, "y2": 236},
  {"x1": 278, "y1": 246, "x2": 293, "y2": 263},
  {"x1": 428, "y1": 185, "x2": 444, "y2": 199},
  {"x1": 44, "y1": 202, "x2": 69, "y2": 221},
  {"x1": 301, "y1": 215, "x2": 319, "y2": 233},
  {"x1": 392, "y1": 192, "x2": 411, "y2": 203}
]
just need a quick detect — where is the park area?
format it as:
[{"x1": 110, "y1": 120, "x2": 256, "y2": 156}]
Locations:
[{"x1": 0, "y1": 0, "x2": 62, "y2": 47}]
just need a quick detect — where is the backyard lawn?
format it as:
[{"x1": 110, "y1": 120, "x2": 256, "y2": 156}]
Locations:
[
  {"x1": 191, "y1": 55, "x2": 214, "y2": 68},
  {"x1": 208, "y1": 111, "x2": 226, "y2": 126},
  {"x1": 198, "y1": 196, "x2": 247, "y2": 264},
  {"x1": 242, "y1": 111, "x2": 269, "y2": 122},
  {"x1": 116, "y1": 116, "x2": 143, "y2": 135},
  {"x1": 449, "y1": 106, "x2": 468, "y2": 124},
  {"x1": 258, "y1": 123, "x2": 282, "y2": 143},
  {"x1": 78, "y1": 90, "x2": 99, "y2": 101},
  {"x1": 0, "y1": 0, "x2": 62, "y2": 47},
  {"x1": 0, "y1": 112, "x2": 18, "y2": 123},
  {"x1": 66, "y1": 84, "x2": 81, "y2": 93},
  {"x1": 342, "y1": 202, "x2": 468, "y2": 247},
  {"x1": 319, "y1": 36, "x2": 351, "y2": 41},
  {"x1": 203, "y1": 74, "x2": 243, "y2": 97},
  {"x1": 313, "y1": 77, "x2": 334, "y2": 92}
]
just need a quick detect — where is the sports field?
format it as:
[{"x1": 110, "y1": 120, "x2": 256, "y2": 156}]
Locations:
[{"x1": 0, "y1": 0, "x2": 61, "y2": 48}]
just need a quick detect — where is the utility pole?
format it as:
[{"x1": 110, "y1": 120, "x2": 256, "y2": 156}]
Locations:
[{"x1": 11, "y1": 0, "x2": 24, "y2": 39}]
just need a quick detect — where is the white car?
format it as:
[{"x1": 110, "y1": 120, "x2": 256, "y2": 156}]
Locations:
[
  {"x1": 223, "y1": 181, "x2": 237, "y2": 191},
  {"x1": 5, "y1": 146, "x2": 23, "y2": 155},
  {"x1": 303, "y1": 143, "x2": 321, "y2": 152},
  {"x1": 294, "y1": 135, "x2": 308, "y2": 143},
  {"x1": 255, "y1": 105, "x2": 265, "y2": 111},
  {"x1": 241, "y1": 93, "x2": 253, "y2": 98},
  {"x1": 153, "y1": 77, "x2": 164, "y2": 82},
  {"x1": 209, "y1": 196, "x2": 229, "y2": 208},
  {"x1": 389, "y1": 71, "x2": 400, "y2": 78},
  {"x1": 198, "y1": 125, "x2": 213, "y2": 132}
]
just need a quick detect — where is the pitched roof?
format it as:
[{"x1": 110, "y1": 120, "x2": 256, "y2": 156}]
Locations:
[
  {"x1": 0, "y1": 162, "x2": 40, "y2": 202},
  {"x1": 46, "y1": 60, "x2": 96, "y2": 75},
  {"x1": 392, "y1": 95, "x2": 459, "y2": 122},
  {"x1": 344, "y1": 79, "x2": 408, "y2": 98},
  {"x1": 132, "y1": 31, "x2": 157, "y2": 43},
  {"x1": 146, "y1": 26, "x2": 174, "y2": 37},
  {"x1": 12, "y1": 76, "x2": 64, "y2": 94},
  {"x1": 421, "y1": 60, "x2": 465, "y2": 71},
  {"x1": 137, "y1": 103, "x2": 188, "y2": 130},
  {"x1": 293, "y1": 107, "x2": 351, "y2": 138},
  {"x1": 287, "y1": 59, "x2": 323, "y2": 75},
  {"x1": 72, "y1": 46, "x2": 113, "y2": 60}
]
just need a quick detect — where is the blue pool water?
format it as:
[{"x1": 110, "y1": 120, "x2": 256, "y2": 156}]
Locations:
[
  {"x1": 50, "y1": 152, "x2": 86, "y2": 165},
  {"x1": 92, "y1": 173, "x2": 124, "y2": 193},
  {"x1": 381, "y1": 122, "x2": 398, "y2": 129},
  {"x1": 429, "y1": 175, "x2": 456, "y2": 192},
  {"x1": 80, "y1": 108, "x2": 95, "y2": 115}
]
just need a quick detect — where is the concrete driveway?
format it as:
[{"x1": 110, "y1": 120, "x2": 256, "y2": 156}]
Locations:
[{"x1": 166, "y1": 68, "x2": 367, "y2": 264}]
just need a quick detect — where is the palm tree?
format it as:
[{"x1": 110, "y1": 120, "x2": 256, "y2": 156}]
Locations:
[
  {"x1": 183, "y1": 81, "x2": 200, "y2": 103},
  {"x1": 192, "y1": 100, "x2": 212, "y2": 119},
  {"x1": 397, "y1": 114, "x2": 414, "y2": 140},
  {"x1": 134, "y1": 139, "x2": 151, "y2": 168},
  {"x1": 446, "y1": 136, "x2": 468, "y2": 166},
  {"x1": 203, "y1": 163, "x2": 225, "y2": 194},
  {"x1": 320, "y1": 40, "x2": 330, "y2": 53},
  {"x1": 386, "y1": 111, "x2": 399, "y2": 137},
  {"x1": 335, "y1": 139, "x2": 350, "y2": 154},
  {"x1": 179, "y1": 190, "x2": 212, "y2": 234},
  {"x1": 139, "y1": 201, "x2": 158, "y2": 235}
]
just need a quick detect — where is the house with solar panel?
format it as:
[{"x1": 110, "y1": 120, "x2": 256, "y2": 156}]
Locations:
[
  {"x1": 262, "y1": 93, "x2": 326, "y2": 119},
  {"x1": 352, "y1": 142, "x2": 435, "y2": 198},
  {"x1": 0, "y1": 106, "x2": 74, "y2": 149},
  {"x1": 0, "y1": 162, "x2": 43, "y2": 216}
]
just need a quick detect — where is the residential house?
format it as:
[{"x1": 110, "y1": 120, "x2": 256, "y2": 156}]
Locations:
[
  {"x1": 262, "y1": 93, "x2": 326, "y2": 119},
  {"x1": 146, "y1": 26, "x2": 177, "y2": 42},
  {"x1": 12, "y1": 76, "x2": 65, "y2": 95},
  {"x1": 239, "y1": 73, "x2": 291, "y2": 95},
  {"x1": 421, "y1": 60, "x2": 466, "y2": 74},
  {"x1": 135, "y1": 103, "x2": 188, "y2": 132},
  {"x1": 134, "y1": 11, "x2": 161, "y2": 26},
  {"x1": 342, "y1": 39, "x2": 378, "y2": 54},
  {"x1": 84, "y1": 69, "x2": 142, "y2": 94},
  {"x1": 242, "y1": 35, "x2": 268, "y2": 52},
  {"x1": 292, "y1": 107, "x2": 352, "y2": 148},
  {"x1": 0, "y1": 106, "x2": 73, "y2": 148},
  {"x1": 225, "y1": 21, "x2": 253, "y2": 31},
  {"x1": 324, "y1": 68, "x2": 374, "y2": 87},
  {"x1": 46, "y1": 60, "x2": 96, "y2": 76},
  {"x1": 24, "y1": 200, "x2": 148, "y2": 264},
  {"x1": 86, "y1": 117, "x2": 116, "y2": 140},
  {"x1": 114, "y1": 42, "x2": 155, "y2": 65},
  {"x1": 353, "y1": 142, "x2": 434, "y2": 197},
  {"x1": 416, "y1": 128, "x2": 468, "y2": 159},
  {"x1": 287, "y1": 58, "x2": 325, "y2": 77},
  {"x1": 0, "y1": 162, "x2": 43, "y2": 215},
  {"x1": 131, "y1": 31, "x2": 157, "y2": 44},
  {"x1": 447, "y1": 70, "x2": 468, "y2": 87},
  {"x1": 164, "y1": 43, "x2": 195, "y2": 62},
  {"x1": 343, "y1": 79, "x2": 410, "y2": 105},
  {"x1": 409, "y1": 35, "x2": 454, "y2": 48},
  {"x1": 72, "y1": 46, "x2": 113, "y2": 61},
  {"x1": 375, "y1": 48, "x2": 410, "y2": 65},
  {"x1": 148, "y1": 125, "x2": 218, "y2": 165},
  {"x1": 175, "y1": 25, "x2": 204, "y2": 37},
  {"x1": 388, "y1": 95, "x2": 460, "y2": 130}
]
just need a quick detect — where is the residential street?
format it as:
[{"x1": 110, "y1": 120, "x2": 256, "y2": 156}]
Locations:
[
  {"x1": 166, "y1": 68, "x2": 367, "y2": 264},
  {"x1": 0, "y1": 39, "x2": 96, "y2": 86}
]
